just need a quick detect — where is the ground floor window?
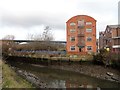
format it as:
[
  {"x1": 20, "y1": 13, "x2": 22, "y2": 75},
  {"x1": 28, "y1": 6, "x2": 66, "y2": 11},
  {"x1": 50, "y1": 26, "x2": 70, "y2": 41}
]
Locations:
[
  {"x1": 87, "y1": 46, "x2": 92, "y2": 51},
  {"x1": 112, "y1": 48, "x2": 120, "y2": 52},
  {"x1": 70, "y1": 46, "x2": 75, "y2": 51}
]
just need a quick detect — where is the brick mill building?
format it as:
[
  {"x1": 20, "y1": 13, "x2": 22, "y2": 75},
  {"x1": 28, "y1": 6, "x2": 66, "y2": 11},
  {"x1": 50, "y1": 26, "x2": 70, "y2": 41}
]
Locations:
[
  {"x1": 66, "y1": 15, "x2": 97, "y2": 55},
  {"x1": 99, "y1": 25, "x2": 120, "y2": 53}
]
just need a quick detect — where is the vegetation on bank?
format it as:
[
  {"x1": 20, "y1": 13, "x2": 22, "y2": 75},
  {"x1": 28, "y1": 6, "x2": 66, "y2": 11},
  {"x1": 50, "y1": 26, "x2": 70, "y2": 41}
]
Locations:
[
  {"x1": 3, "y1": 49, "x2": 120, "y2": 70},
  {"x1": 93, "y1": 49, "x2": 120, "y2": 69},
  {"x1": 2, "y1": 61, "x2": 34, "y2": 88},
  {"x1": 1, "y1": 33, "x2": 120, "y2": 70}
]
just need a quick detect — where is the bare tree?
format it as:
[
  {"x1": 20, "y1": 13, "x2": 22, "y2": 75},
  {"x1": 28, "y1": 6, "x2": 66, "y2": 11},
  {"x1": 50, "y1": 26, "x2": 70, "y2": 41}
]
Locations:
[
  {"x1": 2, "y1": 35, "x2": 15, "y2": 40},
  {"x1": 42, "y1": 26, "x2": 54, "y2": 41},
  {"x1": 25, "y1": 26, "x2": 54, "y2": 51},
  {"x1": 2, "y1": 35, "x2": 16, "y2": 56},
  {"x1": 26, "y1": 26, "x2": 54, "y2": 41},
  {"x1": 33, "y1": 33, "x2": 42, "y2": 41},
  {"x1": 26, "y1": 33, "x2": 34, "y2": 40}
]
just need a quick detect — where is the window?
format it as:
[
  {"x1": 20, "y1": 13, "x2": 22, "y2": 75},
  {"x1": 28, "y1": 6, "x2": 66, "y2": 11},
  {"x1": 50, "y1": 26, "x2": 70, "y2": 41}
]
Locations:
[
  {"x1": 110, "y1": 30, "x2": 112, "y2": 34},
  {"x1": 70, "y1": 46, "x2": 75, "y2": 51},
  {"x1": 86, "y1": 22, "x2": 92, "y2": 25},
  {"x1": 70, "y1": 29, "x2": 76, "y2": 33},
  {"x1": 86, "y1": 28, "x2": 92, "y2": 32},
  {"x1": 87, "y1": 46, "x2": 92, "y2": 50},
  {"x1": 78, "y1": 20, "x2": 84, "y2": 26},
  {"x1": 78, "y1": 20, "x2": 84, "y2": 28},
  {"x1": 87, "y1": 37, "x2": 92, "y2": 41},
  {"x1": 70, "y1": 22, "x2": 76, "y2": 26},
  {"x1": 70, "y1": 37, "x2": 75, "y2": 41},
  {"x1": 107, "y1": 28, "x2": 109, "y2": 32}
]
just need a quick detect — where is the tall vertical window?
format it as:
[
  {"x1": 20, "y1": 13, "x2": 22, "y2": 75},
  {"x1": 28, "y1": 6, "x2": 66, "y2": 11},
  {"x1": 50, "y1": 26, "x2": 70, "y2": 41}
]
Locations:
[
  {"x1": 87, "y1": 46, "x2": 92, "y2": 51},
  {"x1": 86, "y1": 28, "x2": 92, "y2": 32},
  {"x1": 70, "y1": 22, "x2": 76, "y2": 26},
  {"x1": 70, "y1": 46, "x2": 75, "y2": 51},
  {"x1": 70, "y1": 37, "x2": 75, "y2": 41},
  {"x1": 78, "y1": 20, "x2": 84, "y2": 28}
]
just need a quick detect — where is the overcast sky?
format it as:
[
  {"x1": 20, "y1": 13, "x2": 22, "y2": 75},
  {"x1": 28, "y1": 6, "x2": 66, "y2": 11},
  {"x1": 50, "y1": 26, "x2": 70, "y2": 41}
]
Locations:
[{"x1": 0, "y1": 0, "x2": 119, "y2": 41}]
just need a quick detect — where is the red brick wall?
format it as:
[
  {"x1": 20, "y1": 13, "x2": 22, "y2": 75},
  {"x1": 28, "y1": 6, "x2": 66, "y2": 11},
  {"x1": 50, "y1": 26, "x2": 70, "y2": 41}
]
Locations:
[{"x1": 66, "y1": 15, "x2": 96, "y2": 55}]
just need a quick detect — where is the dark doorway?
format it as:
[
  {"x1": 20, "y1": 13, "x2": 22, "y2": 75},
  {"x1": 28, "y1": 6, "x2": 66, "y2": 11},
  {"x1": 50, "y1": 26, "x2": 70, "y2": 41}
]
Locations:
[{"x1": 79, "y1": 48, "x2": 82, "y2": 52}]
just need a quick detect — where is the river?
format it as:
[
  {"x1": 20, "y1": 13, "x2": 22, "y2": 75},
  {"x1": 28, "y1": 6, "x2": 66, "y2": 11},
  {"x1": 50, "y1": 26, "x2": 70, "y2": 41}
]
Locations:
[{"x1": 7, "y1": 61, "x2": 120, "y2": 89}]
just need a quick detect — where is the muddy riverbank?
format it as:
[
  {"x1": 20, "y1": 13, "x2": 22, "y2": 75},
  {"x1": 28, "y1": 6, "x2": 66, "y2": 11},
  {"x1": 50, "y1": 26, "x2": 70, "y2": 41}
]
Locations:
[
  {"x1": 29, "y1": 63, "x2": 120, "y2": 83},
  {"x1": 4, "y1": 55, "x2": 120, "y2": 88},
  {"x1": 11, "y1": 63, "x2": 120, "y2": 89},
  {"x1": 47, "y1": 64, "x2": 120, "y2": 83},
  {"x1": 6, "y1": 57, "x2": 120, "y2": 83}
]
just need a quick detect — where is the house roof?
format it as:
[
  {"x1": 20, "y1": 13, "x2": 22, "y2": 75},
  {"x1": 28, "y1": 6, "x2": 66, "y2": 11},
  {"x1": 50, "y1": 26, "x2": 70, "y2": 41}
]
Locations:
[
  {"x1": 99, "y1": 31, "x2": 104, "y2": 35},
  {"x1": 107, "y1": 25, "x2": 120, "y2": 29}
]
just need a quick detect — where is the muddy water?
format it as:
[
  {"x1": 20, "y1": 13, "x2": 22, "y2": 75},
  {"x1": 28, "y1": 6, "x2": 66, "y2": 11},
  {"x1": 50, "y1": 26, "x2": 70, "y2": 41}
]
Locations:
[{"x1": 8, "y1": 61, "x2": 120, "y2": 89}]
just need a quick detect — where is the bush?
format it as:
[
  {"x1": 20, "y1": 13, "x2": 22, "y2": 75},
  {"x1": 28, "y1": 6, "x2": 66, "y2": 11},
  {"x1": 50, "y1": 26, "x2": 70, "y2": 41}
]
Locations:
[
  {"x1": 93, "y1": 54, "x2": 104, "y2": 65},
  {"x1": 93, "y1": 49, "x2": 120, "y2": 68},
  {"x1": 93, "y1": 49, "x2": 108, "y2": 65},
  {"x1": 111, "y1": 60, "x2": 120, "y2": 69}
]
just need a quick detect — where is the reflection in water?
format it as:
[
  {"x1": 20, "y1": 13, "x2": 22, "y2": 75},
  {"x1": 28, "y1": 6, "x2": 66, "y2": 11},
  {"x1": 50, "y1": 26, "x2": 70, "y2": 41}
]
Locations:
[
  {"x1": 45, "y1": 79, "x2": 93, "y2": 88},
  {"x1": 49, "y1": 80, "x2": 66, "y2": 88},
  {"x1": 9, "y1": 61, "x2": 120, "y2": 88}
]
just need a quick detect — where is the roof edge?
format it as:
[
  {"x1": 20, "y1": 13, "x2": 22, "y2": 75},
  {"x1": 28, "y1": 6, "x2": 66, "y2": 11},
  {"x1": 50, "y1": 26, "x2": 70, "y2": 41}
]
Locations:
[{"x1": 66, "y1": 15, "x2": 96, "y2": 23}]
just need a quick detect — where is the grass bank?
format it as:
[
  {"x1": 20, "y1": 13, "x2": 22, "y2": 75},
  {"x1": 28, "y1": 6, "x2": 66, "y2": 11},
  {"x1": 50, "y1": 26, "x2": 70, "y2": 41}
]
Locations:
[{"x1": 2, "y1": 60, "x2": 34, "y2": 88}]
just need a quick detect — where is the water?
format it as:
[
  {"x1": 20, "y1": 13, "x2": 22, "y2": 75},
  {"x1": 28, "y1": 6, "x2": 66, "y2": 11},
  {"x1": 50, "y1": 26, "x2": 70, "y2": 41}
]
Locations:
[{"x1": 8, "y1": 61, "x2": 120, "y2": 89}]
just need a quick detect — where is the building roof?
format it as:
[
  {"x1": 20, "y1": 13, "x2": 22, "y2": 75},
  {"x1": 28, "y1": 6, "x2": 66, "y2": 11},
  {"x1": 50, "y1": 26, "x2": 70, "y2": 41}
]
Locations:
[
  {"x1": 66, "y1": 15, "x2": 96, "y2": 23},
  {"x1": 107, "y1": 25, "x2": 120, "y2": 29}
]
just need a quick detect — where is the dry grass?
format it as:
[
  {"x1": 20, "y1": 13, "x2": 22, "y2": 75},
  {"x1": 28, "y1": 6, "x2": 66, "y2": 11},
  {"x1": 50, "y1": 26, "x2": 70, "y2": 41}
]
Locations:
[{"x1": 2, "y1": 60, "x2": 34, "y2": 88}]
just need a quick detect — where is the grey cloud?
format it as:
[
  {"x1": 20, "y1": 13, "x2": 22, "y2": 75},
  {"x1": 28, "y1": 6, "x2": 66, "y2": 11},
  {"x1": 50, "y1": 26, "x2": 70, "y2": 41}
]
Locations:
[
  {"x1": 77, "y1": 1, "x2": 117, "y2": 17},
  {"x1": 1, "y1": 13, "x2": 66, "y2": 30}
]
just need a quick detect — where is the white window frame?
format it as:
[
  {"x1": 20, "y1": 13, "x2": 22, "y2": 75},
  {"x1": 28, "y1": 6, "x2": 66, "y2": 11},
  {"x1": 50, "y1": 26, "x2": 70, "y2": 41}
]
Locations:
[
  {"x1": 70, "y1": 37, "x2": 75, "y2": 41},
  {"x1": 86, "y1": 22, "x2": 92, "y2": 25},
  {"x1": 70, "y1": 22, "x2": 76, "y2": 26},
  {"x1": 70, "y1": 29, "x2": 76, "y2": 33},
  {"x1": 70, "y1": 46, "x2": 75, "y2": 51},
  {"x1": 86, "y1": 28, "x2": 92, "y2": 32},
  {"x1": 87, "y1": 46, "x2": 92, "y2": 51}
]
